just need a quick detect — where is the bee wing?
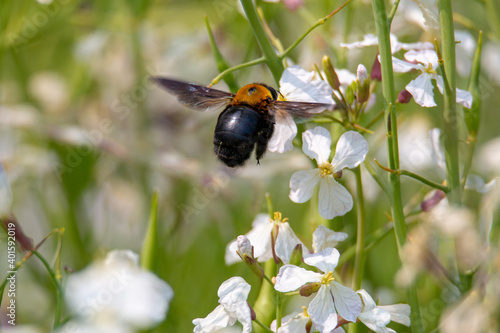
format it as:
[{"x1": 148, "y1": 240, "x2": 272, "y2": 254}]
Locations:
[
  {"x1": 270, "y1": 100, "x2": 332, "y2": 118},
  {"x1": 152, "y1": 77, "x2": 234, "y2": 112},
  {"x1": 267, "y1": 101, "x2": 332, "y2": 153}
]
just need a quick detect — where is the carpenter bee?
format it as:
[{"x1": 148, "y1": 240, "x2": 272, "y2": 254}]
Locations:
[{"x1": 152, "y1": 77, "x2": 331, "y2": 167}]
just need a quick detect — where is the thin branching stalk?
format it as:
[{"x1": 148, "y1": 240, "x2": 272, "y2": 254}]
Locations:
[
  {"x1": 240, "y1": 0, "x2": 284, "y2": 84},
  {"x1": 371, "y1": 0, "x2": 425, "y2": 331},
  {"x1": 438, "y1": 0, "x2": 461, "y2": 205},
  {"x1": 352, "y1": 166, "x2": 365, "y2": 291}
]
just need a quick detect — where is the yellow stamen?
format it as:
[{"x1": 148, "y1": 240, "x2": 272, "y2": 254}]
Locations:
[
  {"x1": 319, "y1": 163, "x2": 333, "y2": 178},
  {"x1": 322, "y1": 271, "x2": 335, "y2": 284},
  {"x1": 272, "y1": 211, "x2": 289, "y2": 224},
  {"x1": 301, "y1": 306, "x2": 309, "y2": 317},
  {"x1": 423, "y1": 63, "x2": 436, "y2": 75}
]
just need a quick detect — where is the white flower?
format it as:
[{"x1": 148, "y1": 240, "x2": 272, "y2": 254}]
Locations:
[
  {"x1": 340, "y1": 33, "x2": 434, "y2": 54},
  {"x1": 0, "y1": 163, "x2": 13, "y2": 217},
  {"x1": 357, "y1": 289, "x2": 411, "y2": 333},
  {"x1": 312, "y1": 225, "x2": 348, "y2": 253},
  {"x1": 268, "y1": 65, "x2": 334, "y2": 153},
  {"x1": 225, "y1": 213, "x2": 308, "y2": 265},
  {"x1": 193, "y1": 277, "x2": 252, "y2": 333},
  {"x1": 289, "y1": 127, "x2": 368, "y2": 219},
  {"x1": 275, "y1": 248, "x2": 363, "y2": 333},
  {"x1": 271, "y1": 308, "x2": 311, "y2": 333},
  {"x1": 62, "y1": 250, "x2": 173, "y2": 331},
  {"x1": 390, "y1": 49, "x2": 473, "y2": 108}
]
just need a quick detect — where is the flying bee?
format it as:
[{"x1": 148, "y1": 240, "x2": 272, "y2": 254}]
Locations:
[{"x1": 152, "y1": 77, "x2": 331, "y2": 167}]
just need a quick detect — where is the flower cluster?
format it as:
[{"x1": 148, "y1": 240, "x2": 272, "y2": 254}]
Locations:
[{"x1": 197, "y1": 213, "x2": 411, "y2": 333}]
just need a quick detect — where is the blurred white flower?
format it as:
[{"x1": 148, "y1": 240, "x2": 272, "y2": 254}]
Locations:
[
  {"x1": 390, "y1": 50, "x2": 473, "y2": 108},
  {"x1": 268, "y1": 65, "x2": 334, "y2": 153},
  {"x1": 271, "y1": 309, "x2": 311, "y2": 333},
  {"x1": 225, "y1": 212, "x2": 308, "y2": 265},
  {"x1": 275, "y1": 248, "x2": 362, "y2": 333},
  {"x1": 28, "y1": 72, "x2": 69, "y2": 113},
  {"x1": 0, "y1": 163, "x2": 13, "y2": 217},
  {"x1": 312, "y1": 225, "x2": 348, "y2": 253},
  {"x1": 357, "y1": 289, "x2": 411, "y2": 333},
  {"x1": 61, "y1": 250, "x2": 173, "y2": 332},
  {"x1": 193, "y1": 277, "x2": 252, "y2": 333},
  {"x1": 340, "y1": 33, "x2": 433, "y2": 54},
  {"x1": 289, "y1": 127, "x2": 368, "y2": 219},
  {"x1": 455, "y1": 30, "x2": 477, "y2": 77}
]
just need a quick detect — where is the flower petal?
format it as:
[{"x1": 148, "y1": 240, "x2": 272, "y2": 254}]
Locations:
[
  {"x1": 340, "y1": 34, "x2": 379, "y2": 49},
  {"x1": 274, "y1": 265, "x2": 322, "y2": 292},
  {"x1": 379, "y1": 304, "x2": 411, "y2": 326},
  {"x1": 279, "y1": 65, "x2": 334, "y2": 104},
  {"x1": 289, "y1": 169, "x2": 320, "y2": 203},
  {"x1": 218, "y1": 277, "x2": 251, "y2": 312},
  {"x1": 312, "y1": 225, "x2": 348, "y2": 253},
  {"x1": 235, "y1": 302, "x2": 253, "y2": 333},
  {"x1": 434, "y1": 76, "x2": 473, "y2": 108},
  {"x1": 0, "y1": 163, "x2": 13, "y2": 216},
  {"x1": 456, "y1": 87, "x2": 473, "y2": 108},
  {"x1": 406, "y1": 73, "x2": 437, "y2": 107},
  {"x1": 308, "y1": 285, "x2": 338, "y2": 333},
  {"x1": 302, "y1": 126, "x2": 332, "y2": 164},
  {"x1": 358, "y1": 307, "x2": 391, "y2": 332},
  {"x1": 303, "y1": 247, "x2": 340, "y2": 273},
  {"x1": 193, "y1": 304, "x2": 234, "y2": 333},
  {"x1": 404, "y1": 49, "x2": 439, "y2": 69},
  {"x1": 276, "y1": 222, "x2": 308, "y2": 264},
  {"x1": 331, "y1": 131, "x2": 368, "y2": 171},
  {"x1": 225, "y1": 214, "x2": 273, "y2": 265},
  {"x1": 318, "y1": 178, "x2": 353, "y2": 219},
  {"x1": 429, "y1": 128, "x2": 446, "y2": 172},
  {"x1": 331, "y1": 281, "x2": 363, "y2": 322},
  {"x1": 357, "y1": 289, "x2": 377, "y2": 311},
  {"x1": 268, "y1": 112, "x2": 297, "y2": 153},
  {"x1": 390, "y1": 56, "x2": 422, "y2": 73},
  {"x1": 404, "y1": 50, "x2": 439, "y2": 69}
]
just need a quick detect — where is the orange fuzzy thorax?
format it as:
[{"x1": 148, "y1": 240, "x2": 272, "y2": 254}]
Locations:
[{"x1": 231, "y1": 84, "x2": 274, "y2": 110}]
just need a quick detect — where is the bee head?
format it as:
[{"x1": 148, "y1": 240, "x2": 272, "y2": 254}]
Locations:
[{"x1": 232, "y1": 83, "x2": 278, "y2": 109}]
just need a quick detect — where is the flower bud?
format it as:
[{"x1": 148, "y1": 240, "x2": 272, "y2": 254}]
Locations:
[
  {"x1": 398, "y1": 89, "x2": 412, "y2": 104},
  {"x1": 299, "y1": 282, "x2": 321, "y2": 297},
  {"x1": 421, "y1": 190, "x2": 446, "y2": 212},
  {"x1": 322, "y1": 55, "x2": 341, "y2": 90},
  {"x1": 370, "y1": 54, "x2": 382, "y2": 81},
  {"x1": 247, "y1": 301, "x2": 257, "y2": 320},
  {"x1": 236, "y1": 235, "x2": 254, "y2": 259},
  {"x1": 356, "y1": 64, "x2": 368, "y2": 83},
  {"x1": 356, "y1": 64, "x2": 370, "y2": 104},
  {"x1": 289, "y1": 243, "x2": 303, "y2": 266},
  {"x1": 344, "y1": 83, "x2": 355, "y2": 106}
]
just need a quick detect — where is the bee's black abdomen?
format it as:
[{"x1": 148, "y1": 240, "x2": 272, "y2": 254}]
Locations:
[{"x1": 214, "y1": 106, "x2": 274, "y2": 167}]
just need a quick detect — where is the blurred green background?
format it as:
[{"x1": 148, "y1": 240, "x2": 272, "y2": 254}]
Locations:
[{"x1": 1, "y1": 0, "x2": 499, "y2": 332}]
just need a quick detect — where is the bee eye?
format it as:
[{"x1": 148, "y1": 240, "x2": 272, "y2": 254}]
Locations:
[{"x1": 248, "y1": 87, "x2": 257, "y2": 94}]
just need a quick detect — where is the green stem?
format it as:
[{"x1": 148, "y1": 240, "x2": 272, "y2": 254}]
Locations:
[
  {"x1": 371, "y1": 1, "x2": 424, "y2": 332},
  {"x1": 280, "y1": 0, "x2": 353, "y2": 60},
  {"x1": 399, "y1": 170, "x2": 449, "y2": 192},
  {"x1": 352, "y1": 166, "x2": 365, "y2": 291},
  {"x1": 253, "y1": 259, "x2": 277, "y2": 333},
  {"x1": 387, "y1": 0, "x2": 401, "y2": 25},
  {"x1": 484, "y1": 0, "x2": 500, "y2": 40},
  {"x1": 33, "y1": 251, "x2": 64, "y2": 329},
  {"x1": 254, "y1": 319, "x2": 275, "y2": 333},
  {"x1": 210, "y1": 57, "x2": 266, "y2": 86},
  {"x1": 240, "y1": 0, "x2": 284, "y2": 85},
  {"x1": 438, "y1": 0, "x2": 461, "y2": 205}
]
